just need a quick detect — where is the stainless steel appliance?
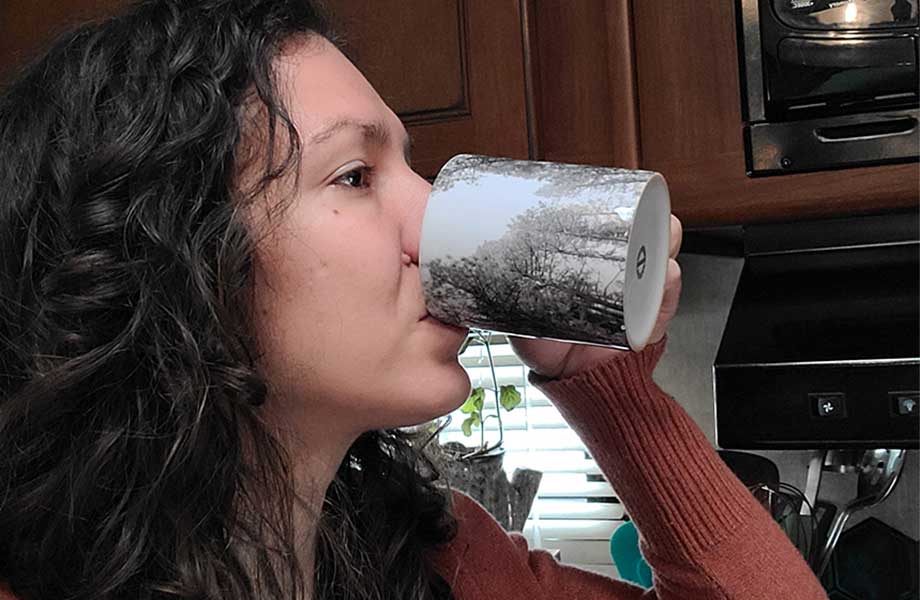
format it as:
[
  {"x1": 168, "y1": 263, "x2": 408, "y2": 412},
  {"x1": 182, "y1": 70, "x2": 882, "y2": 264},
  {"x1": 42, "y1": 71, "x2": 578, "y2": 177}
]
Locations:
[
  {"x1": 714, "y1": 210, "x2": 919, "y2": 448},
  {"x1": 737, "y1": 0, "x2": 919, "y2": 174}
]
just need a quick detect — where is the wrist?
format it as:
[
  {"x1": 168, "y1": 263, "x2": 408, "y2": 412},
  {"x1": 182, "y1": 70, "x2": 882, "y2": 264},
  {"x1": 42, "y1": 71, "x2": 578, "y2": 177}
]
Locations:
[{"x1": 529, "y1": 335, "x2": 668, "y2": 386}]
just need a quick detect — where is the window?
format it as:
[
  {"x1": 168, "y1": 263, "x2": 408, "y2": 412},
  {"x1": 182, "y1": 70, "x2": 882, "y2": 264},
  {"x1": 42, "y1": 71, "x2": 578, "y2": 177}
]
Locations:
[{"x1": 439, "y1": 333, "x2": 626, "y2": 578}]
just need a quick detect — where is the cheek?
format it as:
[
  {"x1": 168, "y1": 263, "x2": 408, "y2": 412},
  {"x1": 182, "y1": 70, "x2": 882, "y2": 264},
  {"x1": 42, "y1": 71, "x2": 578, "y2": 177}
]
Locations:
[{"x1": 250, "y1": 216, "x2": 403, "y2": 399}]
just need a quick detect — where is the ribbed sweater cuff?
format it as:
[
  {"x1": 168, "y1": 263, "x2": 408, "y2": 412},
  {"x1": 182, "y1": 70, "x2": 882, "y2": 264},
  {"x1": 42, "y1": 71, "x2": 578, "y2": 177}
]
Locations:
[{"x1": 528, "y1": 337, "x2": 765, "y2": 564}]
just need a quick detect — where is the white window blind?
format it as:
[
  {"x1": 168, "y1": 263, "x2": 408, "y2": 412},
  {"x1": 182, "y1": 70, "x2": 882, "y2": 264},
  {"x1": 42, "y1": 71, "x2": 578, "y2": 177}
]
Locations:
[{"x1": 439, "y1": 334, "x2": 626, "y2": 578}]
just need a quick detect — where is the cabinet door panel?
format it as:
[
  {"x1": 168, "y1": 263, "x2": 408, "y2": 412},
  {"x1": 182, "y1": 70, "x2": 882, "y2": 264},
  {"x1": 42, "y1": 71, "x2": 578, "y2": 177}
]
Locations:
[
  {"x1": 527, "y1": 0, "x2": 639, "y2": 169},
  {"x1": 326, "y1": 0, "x2": 531, "y2": 178},
  {"x1": 331, "y1": 1, "x2": 467, "y2": 118}
]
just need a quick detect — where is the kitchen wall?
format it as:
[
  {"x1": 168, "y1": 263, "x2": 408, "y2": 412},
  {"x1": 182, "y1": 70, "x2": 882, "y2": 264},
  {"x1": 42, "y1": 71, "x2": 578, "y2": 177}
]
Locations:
[{"x1": 651, "y1": 249, "x2": 919, "y2": 541}]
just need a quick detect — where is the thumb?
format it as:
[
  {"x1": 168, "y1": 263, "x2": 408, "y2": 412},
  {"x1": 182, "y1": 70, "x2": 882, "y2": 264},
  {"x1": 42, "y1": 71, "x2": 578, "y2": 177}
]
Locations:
[{"x1": 647, "y1": 258, "x2": 682, "y2": 345}]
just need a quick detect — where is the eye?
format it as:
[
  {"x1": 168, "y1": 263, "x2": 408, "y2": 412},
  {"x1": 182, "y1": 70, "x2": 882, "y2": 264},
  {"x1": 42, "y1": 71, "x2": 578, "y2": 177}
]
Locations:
[{"x1": 333, "y1": 165, "x2": 374, "y2": 190}]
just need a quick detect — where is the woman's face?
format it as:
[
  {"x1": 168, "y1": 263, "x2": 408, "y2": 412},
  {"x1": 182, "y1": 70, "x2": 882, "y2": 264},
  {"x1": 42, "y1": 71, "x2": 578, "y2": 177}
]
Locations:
[{"x1": 250, "y1": 38, "x2": 471, "y2": 439}]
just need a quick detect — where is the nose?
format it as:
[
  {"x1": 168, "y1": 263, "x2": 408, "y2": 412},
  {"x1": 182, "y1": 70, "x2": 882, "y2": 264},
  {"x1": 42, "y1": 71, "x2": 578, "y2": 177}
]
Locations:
[{"x1": 400, "y1": 169, "x2": 432, "y2": 267}]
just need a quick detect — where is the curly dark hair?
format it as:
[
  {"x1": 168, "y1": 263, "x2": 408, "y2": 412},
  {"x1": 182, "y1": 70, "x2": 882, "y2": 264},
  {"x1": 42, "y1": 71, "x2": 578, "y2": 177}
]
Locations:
[{"x1": 0, "y1": 1, "x2": 457, "y2": 598}]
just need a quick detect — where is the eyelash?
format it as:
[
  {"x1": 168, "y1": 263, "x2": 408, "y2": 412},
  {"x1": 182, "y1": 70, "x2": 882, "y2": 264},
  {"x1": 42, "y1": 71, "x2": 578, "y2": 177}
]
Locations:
[{"x1": 334, "y1": 165, "x2": 374, "y2": 190}]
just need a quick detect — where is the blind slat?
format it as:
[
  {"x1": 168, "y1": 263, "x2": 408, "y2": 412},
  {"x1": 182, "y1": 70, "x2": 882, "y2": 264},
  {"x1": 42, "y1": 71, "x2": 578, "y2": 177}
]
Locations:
[
  {"x1": 507, "y1": 458, "x2": 601, "y2": 475},
  {"x1": 441, "y1": 405, "x2": 571, "y2": 432},
  {"x1": 460, "y1": 355, "x2": 529, "y2": 369},
  {"x1": 503, "y1": 449, "x2": 592, "y2": 463},
  {"x1": 440, "y1": 428, "x2": 587, "y2": 452},
  {"x1": 530, "y1": 499, "x2": 625, "y2": 520},
  {"x1": 538, "y1": 480, "x2": 615, "y2": 498},
  {"x1": 540, "y1": 473, "x2": 612, "y2": 487},
  {"x1": 525, "y1": 519, "x2": 622, "y2": 540}
]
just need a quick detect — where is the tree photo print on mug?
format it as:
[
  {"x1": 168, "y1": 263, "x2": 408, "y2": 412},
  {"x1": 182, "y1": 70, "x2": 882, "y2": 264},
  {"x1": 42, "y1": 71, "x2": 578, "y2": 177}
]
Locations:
[{"x1": 419, "y1": 155, "x2": 671, "y2": 351}]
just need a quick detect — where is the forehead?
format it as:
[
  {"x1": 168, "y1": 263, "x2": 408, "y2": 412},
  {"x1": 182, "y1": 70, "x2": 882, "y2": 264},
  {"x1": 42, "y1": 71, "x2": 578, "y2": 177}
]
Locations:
[{"x1": 276, "y1": 37, "x2": 400, "y2": 137}]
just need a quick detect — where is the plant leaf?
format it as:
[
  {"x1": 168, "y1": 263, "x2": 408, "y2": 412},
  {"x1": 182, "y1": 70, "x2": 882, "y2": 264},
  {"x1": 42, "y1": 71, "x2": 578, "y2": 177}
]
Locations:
[
  {"x1": 461, "y1": 414, "x2": 481, "y2": 437},
  {"x1": 472, "y1": 387, "x2": 485, "y2": 412},
  {"x1": 460, "y1": 387, "x2": 486, "y2": 414},
  {"x1": 459, "y1": 387, "x2": 484, "y2": 414},
  {"x1": 499, "y1": 385, "x2": 522, "y2": 411}
]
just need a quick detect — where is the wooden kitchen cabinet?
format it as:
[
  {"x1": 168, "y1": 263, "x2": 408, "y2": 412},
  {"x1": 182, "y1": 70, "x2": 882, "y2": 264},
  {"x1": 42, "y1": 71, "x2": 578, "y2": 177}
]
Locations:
[
  {"x1": 334, "y1": 0, "x2": 917, "y2": 226},
  {"x1": 325, "y1": 0, "x2": 532, "y2": 179},
  {"x1": 4, "y1": 1, "x2": 915, "y2": 226},
  {"x1": 525, "y1": 0, "x2": 640, "y2": 170},
  {"x1": 630, "y1": 2, "x2": 918, "y2": 226},
  {"x1": 324, "y1": 0, "x2": 639, "y2": 180},
  {"x1": 526, "y1": 1, "x2": 917, "y2": 226}
]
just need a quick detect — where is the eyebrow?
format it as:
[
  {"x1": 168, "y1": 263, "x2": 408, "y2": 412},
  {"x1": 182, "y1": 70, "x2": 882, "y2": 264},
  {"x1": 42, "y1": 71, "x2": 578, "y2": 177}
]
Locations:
[{"x1": 309, "y1": 118, "x2": 413, "y2": 164}]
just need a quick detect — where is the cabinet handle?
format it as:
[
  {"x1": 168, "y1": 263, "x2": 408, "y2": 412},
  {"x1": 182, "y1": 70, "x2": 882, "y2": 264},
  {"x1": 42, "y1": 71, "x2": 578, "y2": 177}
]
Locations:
[{"x1": 814, "y1": 117, "x2": 917, "y2": 143}]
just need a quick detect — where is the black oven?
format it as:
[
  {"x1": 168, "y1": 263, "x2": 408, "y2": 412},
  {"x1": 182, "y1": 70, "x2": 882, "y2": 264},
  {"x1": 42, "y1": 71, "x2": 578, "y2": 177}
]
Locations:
[{"x1": 737, "y1": 0, "x2": 919, "y2": 175}]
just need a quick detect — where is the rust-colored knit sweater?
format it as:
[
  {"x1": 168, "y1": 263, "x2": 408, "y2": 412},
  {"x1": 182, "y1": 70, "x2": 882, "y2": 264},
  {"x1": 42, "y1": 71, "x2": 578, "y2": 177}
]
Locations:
[
  {"x1": 0, "y1": 339, "x2": 827, "y2": 599},
  {"x1": 428, "y1": 337, "x2": 828, "y2": 599}
]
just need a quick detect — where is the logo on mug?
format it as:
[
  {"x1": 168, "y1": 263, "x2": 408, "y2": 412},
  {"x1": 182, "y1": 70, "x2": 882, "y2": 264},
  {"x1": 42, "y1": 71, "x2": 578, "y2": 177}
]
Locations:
[{"x1": 636, "y1": 245, "x2": 647, "y2": 280}]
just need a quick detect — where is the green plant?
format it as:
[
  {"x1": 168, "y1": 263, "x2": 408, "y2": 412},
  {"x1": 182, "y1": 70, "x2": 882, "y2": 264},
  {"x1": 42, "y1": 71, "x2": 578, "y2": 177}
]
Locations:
[{"x1": 456, "y1": 330, "x2": 522, "y2": 454}]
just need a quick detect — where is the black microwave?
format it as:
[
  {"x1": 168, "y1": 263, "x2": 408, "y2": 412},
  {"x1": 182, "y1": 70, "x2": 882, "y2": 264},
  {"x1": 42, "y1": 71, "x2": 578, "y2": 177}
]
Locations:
[{"x1": 737, "y1": 0, "x2": 919, "y2": 175}]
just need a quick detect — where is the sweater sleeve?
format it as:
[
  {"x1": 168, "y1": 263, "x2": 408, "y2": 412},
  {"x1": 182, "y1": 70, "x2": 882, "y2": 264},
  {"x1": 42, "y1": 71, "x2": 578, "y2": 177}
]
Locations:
[
  {"x1": 526, "y1": 336, "x2": 827, "y2": 600},
  {"x1": 432, "y1": 491, "x2": 650, "y2": 600}
]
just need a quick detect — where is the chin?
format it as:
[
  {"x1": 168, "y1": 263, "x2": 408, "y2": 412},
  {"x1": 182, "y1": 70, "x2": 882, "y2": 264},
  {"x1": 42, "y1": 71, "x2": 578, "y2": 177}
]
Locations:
[
  {"x1": 425, "y1": 361, "x2": 472, "y2": 418},
  {"x1": 389, "y1": 361, "x2": 472, "y2": 429},
  {"x1": 441, "y1": 366, "x2": 474, "y2": 412}
]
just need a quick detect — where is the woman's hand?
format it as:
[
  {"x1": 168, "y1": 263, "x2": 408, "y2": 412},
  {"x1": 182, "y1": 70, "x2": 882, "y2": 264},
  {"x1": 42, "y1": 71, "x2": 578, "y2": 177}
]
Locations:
[{"x1": 509, "y1": 214, "x2": 683, "y2": 380}]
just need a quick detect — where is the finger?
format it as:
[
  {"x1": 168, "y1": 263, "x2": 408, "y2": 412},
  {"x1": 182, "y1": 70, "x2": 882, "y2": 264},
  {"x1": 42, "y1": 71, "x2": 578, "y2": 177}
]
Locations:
[
  {"x1": 669, "y1": 214, "x2": 683, "y2": 259},
  {"x1": 648, "y1": 258, "x2": 682, "y2": 344},
  {"x1": 659, "y1": 259, "x2": 682, "y2": 322}
]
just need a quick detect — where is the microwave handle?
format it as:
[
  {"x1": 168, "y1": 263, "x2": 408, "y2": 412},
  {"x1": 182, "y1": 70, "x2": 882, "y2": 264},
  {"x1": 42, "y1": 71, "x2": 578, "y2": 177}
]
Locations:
[{"x1": 815, "y1": 117, "x2": 917, "y2": 143}]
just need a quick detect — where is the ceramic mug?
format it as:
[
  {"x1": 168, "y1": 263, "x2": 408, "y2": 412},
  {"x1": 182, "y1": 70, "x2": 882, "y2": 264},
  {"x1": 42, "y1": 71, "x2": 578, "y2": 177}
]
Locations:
[{"x1": 419, "y1": 154, "x2": 671, "y2": 351}]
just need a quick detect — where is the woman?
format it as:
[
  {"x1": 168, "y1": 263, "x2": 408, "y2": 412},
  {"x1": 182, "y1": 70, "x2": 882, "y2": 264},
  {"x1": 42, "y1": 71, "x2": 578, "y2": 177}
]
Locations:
[{"x1": 0, "y1": 1, "x2": 827, "y2": 599}]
